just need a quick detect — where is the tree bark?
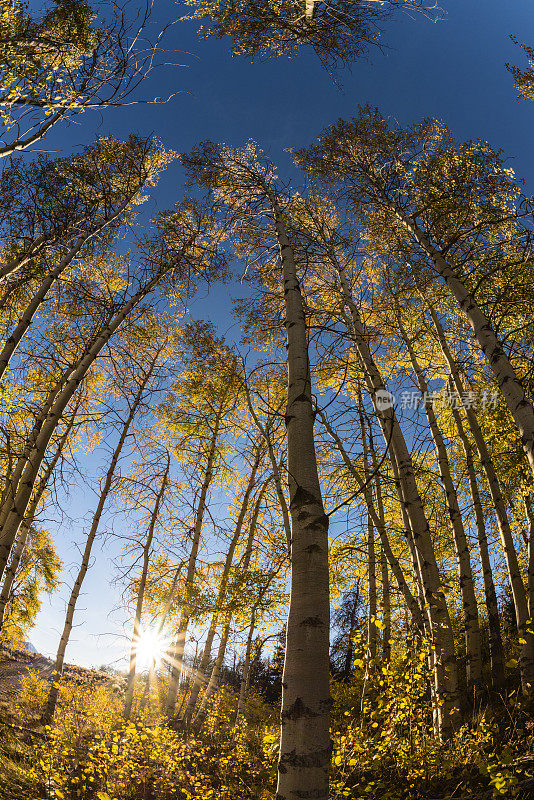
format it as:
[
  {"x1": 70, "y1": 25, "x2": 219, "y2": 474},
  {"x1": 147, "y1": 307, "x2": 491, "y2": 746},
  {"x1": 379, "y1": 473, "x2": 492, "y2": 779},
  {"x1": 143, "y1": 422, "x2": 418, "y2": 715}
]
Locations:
[
  {"x1": 335, "y1": 270, "x2": 461, "y2": 735},
  {"x1": 524, "y1": 496, "x2": 534, "y2": 625},
  {"x1": 191, "y1": 478, "x2": 271, "y2": 723},
  {"x1": 182, "y1": 445, "x2": 262, "y2": 723},
  {"x1": 359, "y1": 412, "x2": 377, "y2": 664},
  {"x1": 236, "y1": 618, "x2": 255, "y2": 721},
  {"x1": 272, "y1": 199, "x2": 331, "y2": 800},
  {"x1": 0, "y1": 255, "x2": 189, "y2": 587},
  {"x1": 245, "y1": 391, "x2": 292, "y2": 554},
  {"x1": 0, "y1": 199, "x2": 130, "y2": 378},
  {"x1": 397, "y1": 208, "x2": 534, "y2": 482},
  {"x1": 316, "y1": 408, "x2": 424, "y2": 631},
  {"x1": 0, "y1": 395, "x2": 81, "y2": 628}
]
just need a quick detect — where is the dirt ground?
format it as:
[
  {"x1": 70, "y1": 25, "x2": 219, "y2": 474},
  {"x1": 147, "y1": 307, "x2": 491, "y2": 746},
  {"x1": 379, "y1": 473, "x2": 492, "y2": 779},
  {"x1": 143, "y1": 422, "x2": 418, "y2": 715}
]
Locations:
[
  {"x1": 0, "y1": 646, "x2": 110, "y2": 700},
  {"x1": 0, "y1": 647, "x2": 55, "y2": 700}
]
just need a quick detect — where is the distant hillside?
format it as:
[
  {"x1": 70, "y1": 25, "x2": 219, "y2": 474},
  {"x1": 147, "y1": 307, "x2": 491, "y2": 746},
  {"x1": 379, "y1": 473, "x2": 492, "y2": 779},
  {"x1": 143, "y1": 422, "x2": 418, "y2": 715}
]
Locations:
[{"x1": 0, "y1": 645, "x2": 117, "y2": 700}]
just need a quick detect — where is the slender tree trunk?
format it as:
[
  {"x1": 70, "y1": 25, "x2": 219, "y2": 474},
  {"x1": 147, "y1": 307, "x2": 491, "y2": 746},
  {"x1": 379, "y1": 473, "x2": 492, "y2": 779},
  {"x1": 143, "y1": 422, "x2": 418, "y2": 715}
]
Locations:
[
  {"x1": 41, "y1": 365, "x2": 158, "y2": 723},
  {"x1": 429, "y1": 307, "x2": 534, "y2": 692},
  {"x1": 0, "y1": 396, "x2": 80, "y2": 628},
  {"x1": 524, "y1": 496, "x2": 534, "y2": 624},
  {"x1": 165, "y1": 410, "x2": 225, "y2": 718},
  {"x1": 236, "y1": 618, "x2": 255, "y2": 721},
  {"x1": 0, "y1": 251, "x2": 189, "y2": 586},
  {"x1": 271, "y1": 199, "x2": 331, "y2": 800},
  {"x1": 246, "y1": 393, "x2": 292, "y2": 553},
  {"x1": 398, "y1": 209, "x2": 534, "y2": 482},
  {"x1": 343, "y1": 588, "x2": 359, "y2": 678},
  {"x1": 369, "y1": 457, "x2": 391, "y2": 664},
  {"x1": 359, "y1": 412, "x2": 377, "y2": 664},
  {"x1": 195, "y1": 619, "x2": 231, "y2": 721},
  {"x1": 182, "y1": 447, "x2": 262, "y2": 722},
  {"x1": 0, "y1": 376, "x2": 68, "y2": 543},
  {"x1": 366, "y1": 456, "x2": 377, "y2": 663},
  {"x1": 192, "y1": 479, "x2": 270, "y2": 723},
  {"x1": 449, "y1": 399, "x2": 505, "y2": 692},
  {"x1": 124, "y1": 457, "x2": 170, "y2": 721},
  {"x1": 380, "y1": 545, "x2": 391, "y2": 664},
  {"x1": 397, "y1": 314, "x2": 482, "y2": 690},
  {"x1": 335, "y1": 272, "x2": 460, "y2": 735},
  {"x1": 317, "y1": 408, "x2": 424, "y2": 631},
  {"x1": 0, "y1": 199, "x2": 131, "y2": 381}
]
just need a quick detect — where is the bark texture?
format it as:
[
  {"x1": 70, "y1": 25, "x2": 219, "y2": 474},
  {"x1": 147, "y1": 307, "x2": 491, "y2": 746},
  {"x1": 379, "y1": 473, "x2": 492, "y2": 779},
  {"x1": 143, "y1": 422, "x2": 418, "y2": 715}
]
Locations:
[{"x1": 272, "y1": 201, "x2": 331, "y2": 800}]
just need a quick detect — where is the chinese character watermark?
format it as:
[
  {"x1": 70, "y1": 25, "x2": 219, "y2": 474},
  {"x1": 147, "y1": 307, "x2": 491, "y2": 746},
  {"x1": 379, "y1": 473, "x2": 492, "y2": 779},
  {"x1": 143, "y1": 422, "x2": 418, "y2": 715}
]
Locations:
[{"x1": 373, "y1": 388, "x2": 499, "y2": 412}]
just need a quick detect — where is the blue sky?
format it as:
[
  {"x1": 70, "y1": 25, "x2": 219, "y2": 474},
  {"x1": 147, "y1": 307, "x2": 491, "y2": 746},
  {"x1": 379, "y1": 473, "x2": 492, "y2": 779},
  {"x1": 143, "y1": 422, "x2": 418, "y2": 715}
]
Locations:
[{"x1": 29, "y1": 0, "x2": 534, "y2": 667}]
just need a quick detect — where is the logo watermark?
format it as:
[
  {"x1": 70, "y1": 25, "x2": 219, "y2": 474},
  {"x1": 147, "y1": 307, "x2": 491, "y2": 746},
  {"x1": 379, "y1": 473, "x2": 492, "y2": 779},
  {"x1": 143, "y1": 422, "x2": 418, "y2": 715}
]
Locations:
[{"x1": 373, "y1": 388, "x2": 499, "y2": 412}]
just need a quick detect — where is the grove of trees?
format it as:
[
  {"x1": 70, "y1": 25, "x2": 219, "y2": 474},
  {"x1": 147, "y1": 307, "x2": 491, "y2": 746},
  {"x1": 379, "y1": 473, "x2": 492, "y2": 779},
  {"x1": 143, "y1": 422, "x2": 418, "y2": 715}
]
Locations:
[{"x1": 1, "y1": 1, "x2": 534, "y2": 799}]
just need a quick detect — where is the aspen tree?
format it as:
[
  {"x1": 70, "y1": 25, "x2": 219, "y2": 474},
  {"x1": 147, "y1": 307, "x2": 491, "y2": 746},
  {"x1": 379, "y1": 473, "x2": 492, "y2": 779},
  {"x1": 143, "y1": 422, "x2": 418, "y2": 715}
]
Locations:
[
  {"x1": 182, "y1": 440, "x2": 264, "y2": 722},
  {"x1": 235, "y1": 569, "x2": 280, "y2": 720},
  {"x1": 448, "y1": 396, "x2": 506, "y2": 691},
  {"x1": 192, "y1": 477, "x2": 272, "y2": 722},
  {"x1": 0, "y1": 137, "x2": 167, "y2": 385},
  {"x1": 297, "y1": 109, "x2": 534, "y2": 492},
  {"x1": 0, "y1": 201, "x2": 223, "y2": 600},
  {"x1": 291, "y1": 201, "x2": 461, "y2": 732},
  {"x1": 181, "y1": 140, "x2": 331, "y2": 798},
  {"x1": 359, "y1": 408, "x2": 377, "y2": 664},
  {"x1": 394, "y1": 309, "x2": 482, "y2": 689},
  {"x1": 368, "y1": 436, "x2": 391, "y2": 663},
  {"x1": 316, "y1": 407, "x2": 424, "y2": 632},
  {"x1": 524, "y1": 496, "x2": 534, "y2": 622},
  {"x1": 0, "y1": 0, "x2": 173, "y2": 158},
  {"x1": 0, "y1": 392, "x2": 83, "y2": 629},
  {"x1": 41, "y1": 334, "x2": 174, "y2": 721},
  {"x1": 429, "y1": 307, "x2": 534, "y2": 690},
  {"x1": 184, "y1": 0, "x2": 432, "y2": 71},
  {"x1": 162, "y1": 331, "x2": 240, "y2": 718},
  {"x1": 243, "y1": 377, "x2": 292, "y2": 552},
  {"x1": 123, "y1": 451, "x2": 171, "y2": 721}
]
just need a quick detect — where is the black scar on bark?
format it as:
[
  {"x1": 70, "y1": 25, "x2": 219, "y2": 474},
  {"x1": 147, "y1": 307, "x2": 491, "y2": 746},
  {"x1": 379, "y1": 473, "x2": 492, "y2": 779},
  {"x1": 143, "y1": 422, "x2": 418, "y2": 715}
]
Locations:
[
  {"x1": 281, "y1": 696, "x2": 318, "y2": 722},
  {"x1": 291, "y1": 486, "x2": 318, "y2": 511},
  {"x1": 300, "y1": 616, "x2": 324, "y2": 627},
  {"x1": 278, "y1": 745, "x2": 332, "y2": 769}
]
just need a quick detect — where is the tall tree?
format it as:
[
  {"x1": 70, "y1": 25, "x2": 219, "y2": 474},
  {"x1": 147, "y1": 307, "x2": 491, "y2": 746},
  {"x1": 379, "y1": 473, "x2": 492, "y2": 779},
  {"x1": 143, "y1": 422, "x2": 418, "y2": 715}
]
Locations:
[
  {"x1": 0, "y1": 0, "x2": 172, "y2": 157},
  {"x1": 182, "y1": 140, "x2": 331, "y2": 799}
]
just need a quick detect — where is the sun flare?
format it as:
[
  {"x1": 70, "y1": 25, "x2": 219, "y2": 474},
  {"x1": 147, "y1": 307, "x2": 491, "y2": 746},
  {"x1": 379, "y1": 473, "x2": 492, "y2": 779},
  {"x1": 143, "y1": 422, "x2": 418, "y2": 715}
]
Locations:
[{"x1": 134, "y1": 628, "x2": 167, "y2": 670}]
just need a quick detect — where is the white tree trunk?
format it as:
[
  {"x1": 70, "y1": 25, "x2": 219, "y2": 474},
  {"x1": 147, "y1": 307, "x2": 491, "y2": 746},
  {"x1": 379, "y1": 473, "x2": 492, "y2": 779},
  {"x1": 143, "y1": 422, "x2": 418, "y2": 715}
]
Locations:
[
  {"x1": 0, "y1": 251, "x2": 188, "y2": 588},
  {"x1": 398, "y1": 315, "x2": 482, "y2": 689},
  {"x1": 317, "y1": 408, "x2": 424, "y2": 631},
  {"x1": 430, "y1": 307, "x2": 534, "y2": 692},
  {"x1": 182, "y1": 447, "x2": 262, "y2": 722},
  {"x1": 165, "y1": 410, "x2": 225, "y2": 717},
  {"x1": 449, "y1": 400, "x2": 505, "y2": 691},
  {"x1": 335, "y1": 273, "x2": 460, "y2": 735},
  {"x1": 398, "y1": 210, "x2": 534, "y2": 481}
]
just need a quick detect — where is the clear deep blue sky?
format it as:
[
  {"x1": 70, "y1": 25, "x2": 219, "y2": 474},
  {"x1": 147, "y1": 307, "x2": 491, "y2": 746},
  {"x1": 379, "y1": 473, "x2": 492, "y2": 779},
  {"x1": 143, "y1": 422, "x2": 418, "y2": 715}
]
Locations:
[{"x1": 30, "y1": 0, "x2": 534, "y2": 667}]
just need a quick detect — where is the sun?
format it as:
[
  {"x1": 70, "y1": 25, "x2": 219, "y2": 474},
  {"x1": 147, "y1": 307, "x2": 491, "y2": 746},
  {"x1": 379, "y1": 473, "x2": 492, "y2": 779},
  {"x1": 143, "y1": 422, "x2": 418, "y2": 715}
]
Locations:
[{"x1": 135, "y1": 627, "x2": 167, "y2": 670}]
